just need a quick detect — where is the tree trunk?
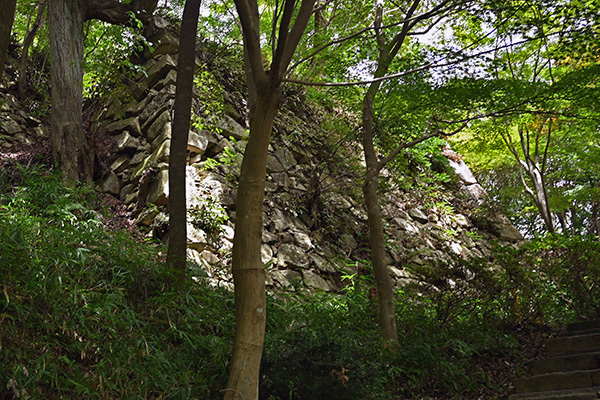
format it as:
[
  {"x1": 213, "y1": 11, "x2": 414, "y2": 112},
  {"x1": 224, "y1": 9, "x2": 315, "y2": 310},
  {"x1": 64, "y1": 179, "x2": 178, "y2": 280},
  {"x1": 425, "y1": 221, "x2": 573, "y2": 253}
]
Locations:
[
  {"x1": 167, "y1": 0, "x2": 201, "y2": 283},
  {"x1": 589, "y1": 202, "x2": 599, "y2": 239},
  {"x1": 225, "y1": 1, "x2": 315, "y2": 397},
  {"x1": 518, "y1": 158, "x2": 555, "y2": 234},
  {"x1": 0, "y1": 0, "x2": 17, "y2": 81},
  {"x1": 18, "y1": 0, "x2": 47, "y2": 100},
  {"x1": 224, "y1": 88, "x2": 281, "y2": 400},
  {"x1": 48, "y1": 0, "x2": 157, "y2": 182},
  {"x1": 531, "y1": 168, "x2": 554, "y2": 234},
  {"x1": 49, "y1": 0, "x2": 93, "y2": 182},
  {"x1": 362, "y1": 81, "x2": 399, "y2": 347}
]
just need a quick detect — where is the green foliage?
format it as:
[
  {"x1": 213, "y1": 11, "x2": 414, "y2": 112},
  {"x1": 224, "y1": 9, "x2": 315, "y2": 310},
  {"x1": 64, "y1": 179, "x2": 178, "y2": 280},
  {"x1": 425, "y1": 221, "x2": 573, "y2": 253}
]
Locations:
[
  {"x1": 198, "y1": 138, "x2": 243, "y2": 182},
  {"x1": 386, "y1": 136, "x2": 457, "y2": 205},
  {"x1": 1, "y1": 166, "x2": 567, "y2": 400},
  {"x1": 261, "y1": 282, "x2": 393, "y2": 400},
  {"x1": 405, "y1": 232, "x2": 600, "y2": 332},
  {"x1": 12, "y1": 1, "x2": 49, "y2": 54},
  {"x1": 493, "y1": 234, "x2": 600, "y2": 323},
  {"x1": 188, "y1": 195, "x2": 229, "y2": 237},
  {"x1": 260, "y1": 269, "x2": 524, "y2": 400},
  {"x1": 191, "y1": 65, "x2": 225, "y2": 132},
  {"x1": 82, "y1": 20, "x2": 149, "y2": 106},
  {"x1": 0, "y1": 166, "x2": 234, "y2": 399}
]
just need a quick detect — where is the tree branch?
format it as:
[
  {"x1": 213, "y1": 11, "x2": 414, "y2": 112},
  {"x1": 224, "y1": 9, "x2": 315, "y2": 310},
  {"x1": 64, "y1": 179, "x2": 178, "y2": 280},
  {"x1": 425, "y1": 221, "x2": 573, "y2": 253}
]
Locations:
[
  {"x1": 284, "y1": 29, "x2": 562, "y2": 87},
  {"x1": 271, "y1": 0, "x2": 296, "y2": 76},
  {"x1": 234, "y1": 0, "x2": 268, "y2": 85},
  {"x1": 281, "y1": 0, "x2": 317, "y2": 71},
  {"x1": 377, "y1": 114, "x2": 470, "y2": 171}
]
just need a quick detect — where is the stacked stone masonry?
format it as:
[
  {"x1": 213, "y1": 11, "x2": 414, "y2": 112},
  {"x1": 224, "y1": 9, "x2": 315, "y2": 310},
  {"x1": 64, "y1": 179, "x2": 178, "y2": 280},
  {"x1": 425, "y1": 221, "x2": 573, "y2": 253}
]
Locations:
[{"x1": 0, "y1": 45, "x2": 523, "y2": 293}]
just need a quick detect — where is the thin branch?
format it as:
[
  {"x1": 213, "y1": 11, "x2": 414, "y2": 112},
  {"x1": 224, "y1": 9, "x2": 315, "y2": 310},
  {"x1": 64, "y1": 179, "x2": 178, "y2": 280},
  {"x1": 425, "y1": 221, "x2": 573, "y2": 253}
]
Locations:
[
  {"x1": 377, "y1": 114, "x2": 470, "y2": 171},
  {"x1": 287, "y1": 1, "x2": 463, "y2": 74},
  {"x1": 271, "y1": 0, "x2": 296, "y2": 76},
  {"x1": 84, "y1": 24, "x2": 107, "y2": 59},
  {"x1": 281, "y1": 0, "x2": 317, "y2": 71},
  {"x1": 284, "y1": 33, "x2": 559, "y2": 86},
  {"x1": 233, "y1": 0, "x2": 267, "y2": 84}
]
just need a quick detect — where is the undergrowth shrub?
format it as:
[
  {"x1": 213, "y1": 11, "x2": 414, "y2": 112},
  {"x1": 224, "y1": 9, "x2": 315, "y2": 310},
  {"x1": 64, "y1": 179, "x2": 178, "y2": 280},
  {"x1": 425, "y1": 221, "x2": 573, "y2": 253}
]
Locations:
[
  {"x1": 260, "y1": 271, "x2": 522, "y2": 400},
  {"x1": 396, "y1": 235, "x2": 600, "y2": 397},
  {"x1": 0, "y1": 166, "x2": 234, "y2": 399},
  {"x1": 261, "y1": 282, "x2": 392, "y2": 400},
  {"x1": 494, "y1": 234, "x2": 600, "y2": 324},
  {"x1": 3, "y1": 166, "x2": 587, "y2": 400}
]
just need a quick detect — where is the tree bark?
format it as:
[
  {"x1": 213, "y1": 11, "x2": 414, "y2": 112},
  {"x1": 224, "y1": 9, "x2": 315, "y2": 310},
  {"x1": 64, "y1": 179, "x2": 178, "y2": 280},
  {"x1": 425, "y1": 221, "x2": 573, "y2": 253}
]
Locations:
[
  {"x1": 362, "y1": 78, "x2": 399, "y2": 346},
  {"x1": 225, "y1": 88, "x2": 280, "y2": 400},
  {"x1": 48, "y1": 0, "x2": 156, "y2": 181},
  {"x1": 49, "y1": 0, "x2": 93, "y2": 181},
  {"x1": 0, "y1": 0, "x2": 17, "y2": 81},
  {"x1": 225, "y1": 1, "x2": 315, "y2": 398},
  {"x1": 167, "y1": 0, "x2": 201, "y2": 283},
  {"x1": 18, "y1": 0, "x2": 47, "y2": 100}
]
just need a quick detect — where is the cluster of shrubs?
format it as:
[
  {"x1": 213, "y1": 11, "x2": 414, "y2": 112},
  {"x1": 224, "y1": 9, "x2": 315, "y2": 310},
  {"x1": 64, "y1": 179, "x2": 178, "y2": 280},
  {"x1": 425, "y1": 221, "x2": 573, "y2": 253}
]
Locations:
[{"x1": 1, "y1": 166, "x2": 599, "y2": 399}]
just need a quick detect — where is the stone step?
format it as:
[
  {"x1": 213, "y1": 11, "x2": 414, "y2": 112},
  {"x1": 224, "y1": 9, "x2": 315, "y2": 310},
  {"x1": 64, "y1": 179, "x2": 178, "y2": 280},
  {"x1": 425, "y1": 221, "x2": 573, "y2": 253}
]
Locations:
[
  {"x1": 515, "y1": 369, "x2": 600, "y2": 393},
  {"x1": 569, "y1": 321, "x2": 600, "y2": 334},
  {"x1": 508, "y1": 386, "x2": 600, "y2": 400},
  {"x1": 547, "y1": 333, "x2": 600, "y2": 357},
  {"x1": 529, "y1": 352, "x2": 600, "y2": 375},
  {"x1": 564, "y1": 328, "x2": 600, "y2": 337},
  {"x1": 565, "y1": 321, "x2": 600, "y2": 337}
]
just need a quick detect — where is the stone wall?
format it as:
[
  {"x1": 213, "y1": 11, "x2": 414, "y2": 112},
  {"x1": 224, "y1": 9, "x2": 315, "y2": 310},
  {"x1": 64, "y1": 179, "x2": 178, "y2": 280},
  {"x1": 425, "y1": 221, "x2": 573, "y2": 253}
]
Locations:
[{"x1": 0, "y1": 44, "x2": 523, "y2": 293}]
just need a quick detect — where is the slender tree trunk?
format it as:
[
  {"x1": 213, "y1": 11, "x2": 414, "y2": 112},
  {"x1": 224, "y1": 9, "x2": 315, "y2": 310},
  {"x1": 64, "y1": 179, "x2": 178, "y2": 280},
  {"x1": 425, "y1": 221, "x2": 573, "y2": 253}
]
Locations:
[
  {"x1": 356, "y1": 0, "x2": 423, "y2": 347},
  {"x1": 0, "y1": 0, "x2": 17, "y2": 81},
  {"x1": 589, "y1": 202, "x2": 599, "y2": 239},
  {"x1": 530, "y1": 167, "x2": 554, "y2": 233},
  {"x1": 518, "y1": 158, "x2": 554, "y2": 234},
  {"x1": 225, "y1": 85, "x2": 280, "y2": 400},
  {"x1": 167, "y1": 0, "x2": 201, "y2": 283},
  {"x1": 225, "y1": 1, "x2": 315, "y2": 397},
  {"x1": 49, "y1": 0, "x2": 93, "y2": 181},
  {"x1": 225, "y1": 88, "x2": 280, "y2": 400},
  {"x1": 362, "y1": 80, "x2": 399, "y2": 347},
  {"x1": 558, "y1": 211, "x2": 568, "y2": 234},
  {"x1": 18, "y1": 0, "x2": 47, "y2": 100}
]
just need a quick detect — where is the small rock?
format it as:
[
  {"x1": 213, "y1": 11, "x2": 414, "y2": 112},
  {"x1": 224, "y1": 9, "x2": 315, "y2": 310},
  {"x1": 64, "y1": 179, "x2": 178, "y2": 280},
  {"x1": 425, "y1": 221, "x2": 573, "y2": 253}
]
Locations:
[
  {"x1": 302, "y1": 270, "x2": 330, "y2": 291},
  {"x1": 200, "y1": 250, "x2": 219, "y2": 264},
  {"x1": 261, "y1": 244, "x2": 273, "y2": 265},
  {"x1": 394, "y1": 217, "x2": 419, "y2": 233},
  {"x1": 188, "y1": 130, "x2": 209, "y2": 154},
  {"x1": 115, "y1": 131, "x2": 141, "y2": 152},
  {"x1": 146, "y1": 110, "x2": 171, "y2": 143},
  {"x1": 107, "y1": 117, "x2": 142, "y2": 137},
  {"x1": 100, "y1": 172, "x2": 121, "y2": 195},
  {"x1": 146, "y1": 54, "x2": 177, "y2": 89},
  {"x1": 408, "y1": 208, "x2": 429, "y2": 224},
  {"x1": 147, "y1": 169, "x2": 169, "y2": 206},
  {"x1": 277, "y1": 243, "x2": 310, "y2": 268},
  {"x1": 292, "y1": 230, "x2": 313, "y2": 251},
  {"x1": 0, "y1": 118, "x2": 21, "y2": 134},
  {"x1": 134, "y1": 206, "x2": 160, "y2": 226},
  {"x1": 214, "y1": 115, "x2": 247, "y2": 140},
  {"x1": 262, "y1": 230, "x2": 279, "y2": 244},
  {"x1": 111, "y1": 155, "x2": 130, "y2": 173},
  {"x1": 311, "y1": 253, "x2": 336, "y2": 273}
]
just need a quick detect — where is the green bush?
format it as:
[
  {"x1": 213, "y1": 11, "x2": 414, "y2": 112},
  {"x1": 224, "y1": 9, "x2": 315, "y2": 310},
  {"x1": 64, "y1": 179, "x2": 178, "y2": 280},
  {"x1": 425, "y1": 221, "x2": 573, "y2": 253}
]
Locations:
[
  {"x1": 3, "y1": 166, "x2": 586, "y2": 400},
  {"x1": 0, "y1": 166, "x2": 234, "y2": 399},
  {"x1": 494, "y1": 234, "x2": 600, "y2": 324},
  {"x1": 261, "y1": 285, "x2": 392, "y2": 400}
]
